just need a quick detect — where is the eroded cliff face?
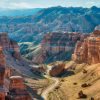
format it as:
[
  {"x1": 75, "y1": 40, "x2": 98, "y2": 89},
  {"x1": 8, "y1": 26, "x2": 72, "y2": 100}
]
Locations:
[
  {"x1": 0, "y1": 47, "x2": 6, "y2": 66},
  {"x1": 0, "y1": 42, "x2": 32, "y2": 100},
  {"x1": 72, "y1": 30, "x2": 100, "y2": 64},
  {"x1": 0, "y1": 32, "x2": 20, "y2": 59},
  {"x1": 32, "y1": 32, "x2": 87, "y2": 64}
]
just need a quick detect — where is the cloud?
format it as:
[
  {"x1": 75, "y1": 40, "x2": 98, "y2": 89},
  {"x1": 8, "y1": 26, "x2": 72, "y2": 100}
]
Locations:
[
  {"x1": 0, "y1": 0, "x2": 99, "y2": 9},
  {"x1": 0, "y1": 1, "x2": 42, "y2": 9},
  {"x1": 9, "y1": 2, "x2": 35, "y2": 9}
]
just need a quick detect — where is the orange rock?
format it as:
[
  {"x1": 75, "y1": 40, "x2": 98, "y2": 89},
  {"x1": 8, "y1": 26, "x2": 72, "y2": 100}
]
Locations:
[
  {"x1": 33, "y1": 32, "x2": 87, "y2": 64},
  {"x1": 0, "y1": 47, "x2": 6, "y2": 66},
  {"x1": 9, "y1": 76, "x2": 26, "y2": 90},
  {"x1": 10, "y1": 40, "x2": 21, "y2": 59},
  {"x1": 49, "y1": 62, "x2": 65, "y2": 76},
  {"x1": 0, "y1": 32, "x2": 21, "y2": 60},
  {"x1": 8, "y1": 76, "x2": 32, "y2": 100},
  {"x1": 0, "y1": 91, "x2": 6, "y2": 100},
  {"x1": 72, "y1": 30, "x2": 100, "y2": 64}
]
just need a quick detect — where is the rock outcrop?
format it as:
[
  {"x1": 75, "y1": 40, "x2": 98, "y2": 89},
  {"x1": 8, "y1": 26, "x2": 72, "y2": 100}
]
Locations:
[
  {"x1": 47, "y1": 62, "x2": 65, "y2": 76},
  {"x1": 0, "y1": 32, "x2": 20, "y2": 59},
  {"x1": 8, "y1": 76, "x2": 32, "y2": 100},
  {"x1": 72, "y1": 30, "x2": 100, "y2": 64}
]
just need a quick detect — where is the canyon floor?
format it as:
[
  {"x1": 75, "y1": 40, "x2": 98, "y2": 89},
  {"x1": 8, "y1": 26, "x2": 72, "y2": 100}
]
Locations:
[
  {"x1": 47, "y1": 61, "x2": 100, "y2": 100},
  {"x1": 5, "y1": 50, "x2": 100, "y2": 100}
]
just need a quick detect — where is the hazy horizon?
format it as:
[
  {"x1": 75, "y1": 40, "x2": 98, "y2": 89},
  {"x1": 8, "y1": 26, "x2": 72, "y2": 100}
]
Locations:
[{"x1": 0, "y1": 0, "x2": 100, "y2": 9}]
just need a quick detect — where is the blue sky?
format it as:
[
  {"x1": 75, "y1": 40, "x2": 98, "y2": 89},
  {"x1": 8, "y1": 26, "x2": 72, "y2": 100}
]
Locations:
[{"x1": 0, "y1": 0, "x2": 100, "y2": 9}]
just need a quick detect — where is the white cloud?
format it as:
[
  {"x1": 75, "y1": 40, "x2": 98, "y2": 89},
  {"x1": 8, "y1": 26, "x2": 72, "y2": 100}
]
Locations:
[
  {"x1": 0, "y1": 0, "x2": 99, "y2": 9},
  {"x1": 10, "y1": 2, "x2": 35, "y2": 9}
]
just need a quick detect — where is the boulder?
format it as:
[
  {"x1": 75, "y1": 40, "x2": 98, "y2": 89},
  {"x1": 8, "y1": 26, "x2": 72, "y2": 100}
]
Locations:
[
  {"x1": 78, "y1": 90, "x2": 87, "y2": 98},
  {"x1": 48, "y1": 62, "x2": 65, "y2": 76}
]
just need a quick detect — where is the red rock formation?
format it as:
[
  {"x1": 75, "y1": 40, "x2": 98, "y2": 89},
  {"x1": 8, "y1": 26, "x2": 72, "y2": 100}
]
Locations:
[
  {"x1": 0, "y1": 47, "x2": 13, "y2": 78},
  {"x1": 10, "y1": 40, "x2": 21, "y2": 59},
  {"x1": 0, "y1": 32, "x2": 21, "y2": 59},
  {"x1": 0, "y1": 47, "x2": 6, "y2": 66},
  {"x1": 0, "y1": 36, "x2": 32, "y2": 100},
  {"x1": 0, "y1": 47, "x2": 6, "y2": 100},
  {"x1": 8, "y1": 76, "x2": 32, "y2": 100},
  {"x1": 48, "y1": 62, "x2": 65, "y2": 76},
  {"x1": 0, "y1": 92, "x2": 5, "y2": 100},
  {"x1": 0, "y1": 68, "x2": 6, "y2": 100},
  {"x1": 41, "y1": 32, "x2": 82, "y2": 54},
  {"x1": 33, "y1": 32, "x2": 87, "y2": 64},
  {"x1": 0, "y1": 33, "x2": 10, "y2": 49},
  {"x1": 9, "y1": 76, "x2": 26, "y2": 90},
  {"x1": 72, "y1": 30, "x2": 100, "y2": 64}
]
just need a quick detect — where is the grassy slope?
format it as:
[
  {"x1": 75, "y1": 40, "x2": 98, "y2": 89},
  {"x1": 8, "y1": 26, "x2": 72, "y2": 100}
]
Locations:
[{"x1": 48, "y1": 61, "x2": 100, "y2": 100}]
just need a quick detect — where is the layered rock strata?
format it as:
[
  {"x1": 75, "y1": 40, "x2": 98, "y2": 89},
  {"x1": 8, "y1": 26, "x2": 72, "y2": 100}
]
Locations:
[
  {"x1": 7, "y1": 76, "x2": 32, "y2": 100},
  {"x1": 72, "y1": 30, "x2": 100, "y2": 64},
  {"x1": 33, "y1": 32, "x2": 87, "y2": 64},
  {"x1": 0, "y1": 32, "x2": 20, "y2": 59},
  {"x1": 0, "y1": 41, "x2": 32, "y2": 100}
]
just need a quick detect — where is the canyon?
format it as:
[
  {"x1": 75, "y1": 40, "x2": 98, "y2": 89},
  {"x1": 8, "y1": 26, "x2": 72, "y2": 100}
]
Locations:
[
  {"x1": 0, "y1": 32, "x2": 54, "y2": 100},
  {"x1": 32, "y1": 32, "x2": 88, "y2": 64},
  {"x1": 47, "y1": 27, "x2": 100, "y2": 100},
  {"x1": 0, "y1": 28, "x2": 100, "y2": 100},
  {"x1": 0, "y1": 4, "x2": 99, "y2": 100}
]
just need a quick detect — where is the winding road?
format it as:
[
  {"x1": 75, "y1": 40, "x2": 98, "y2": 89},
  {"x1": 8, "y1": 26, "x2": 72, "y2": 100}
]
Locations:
[{"x1": 41, "y1": 76, "x2": 59, "y2": 100}]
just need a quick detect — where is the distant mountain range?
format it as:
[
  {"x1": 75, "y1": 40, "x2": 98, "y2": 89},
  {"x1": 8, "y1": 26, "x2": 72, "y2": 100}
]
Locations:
[
  {"x1": 0, "y1": 6, "x2": 99, "y2": 43},
  {"x1": 0, "y1": 8, "x2": 42, "y2": 16}
]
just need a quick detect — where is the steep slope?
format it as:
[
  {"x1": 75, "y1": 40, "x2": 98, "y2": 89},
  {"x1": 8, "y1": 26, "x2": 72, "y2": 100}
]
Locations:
[
  {"x1": 0, "y1": 32, "x2": 43, "y2": 78},
  {"x1": 19, "y1": 42, "x2": 41, "y2": 60}
]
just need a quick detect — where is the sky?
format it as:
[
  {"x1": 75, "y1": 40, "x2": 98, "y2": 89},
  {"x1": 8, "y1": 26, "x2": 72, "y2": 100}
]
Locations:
[{"x1": 0, "y1": 0, "x2": 100, "y2": 9}]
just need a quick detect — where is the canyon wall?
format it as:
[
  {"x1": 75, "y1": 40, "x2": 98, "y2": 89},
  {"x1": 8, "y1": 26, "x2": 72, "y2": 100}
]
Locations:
[
  {"x1": 33, "y1": 32, "x2": 87, "y2": 64},
  {"x1": 72, "y1": 30, "x2": 100, "y2": 64},
  {"x1": 0, "y1": 33, "x2": 32, "y2": 100},
  {"x1": 0, "y1": 32, "x2": 20, "y2": 59}
]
